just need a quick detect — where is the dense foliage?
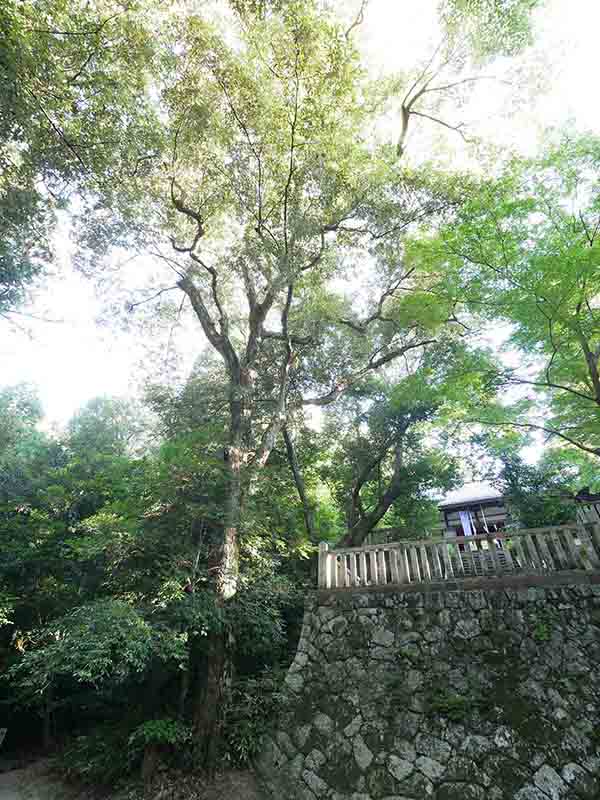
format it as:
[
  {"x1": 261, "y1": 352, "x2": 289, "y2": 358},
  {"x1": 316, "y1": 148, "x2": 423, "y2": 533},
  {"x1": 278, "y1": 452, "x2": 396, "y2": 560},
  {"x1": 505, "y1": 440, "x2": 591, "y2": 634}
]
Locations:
[
  {"x1": 0, "y1": 388, "x2": 308, "y2": 775},
  {"x1": 1, "y1": 0, "x2": 598, "y2": 794},
  {"x1": 0, "y1": 0, "x2": 159, "y2": 321}
]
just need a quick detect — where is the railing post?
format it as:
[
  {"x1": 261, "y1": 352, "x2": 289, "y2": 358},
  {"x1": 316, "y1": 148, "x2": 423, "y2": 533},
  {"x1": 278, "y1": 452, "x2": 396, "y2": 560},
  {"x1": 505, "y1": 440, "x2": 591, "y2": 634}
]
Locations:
[
  {"x1": 318, "y1": 542, "x2": 330, "y2": 588},
  {"x1": 486, "y1": 535, "x2": 501, "y2": 575},
  {"x1": 591, "y1": 523, "x2": 600, "y2": 561}
]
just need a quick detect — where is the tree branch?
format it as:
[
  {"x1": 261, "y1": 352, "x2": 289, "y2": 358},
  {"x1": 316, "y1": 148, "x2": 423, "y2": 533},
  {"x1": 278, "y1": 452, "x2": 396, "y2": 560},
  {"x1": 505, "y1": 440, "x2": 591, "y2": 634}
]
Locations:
[
  {"x1": 283, "y1": 427, "x2": 316, "y2": 539},
  {"x1": 339, "y1": 268, "x2": 416, "y2": 332},
  {"x1": 468, "y1": 419, "x2": 600, "y2": 458},
  {"x1": 345, "y1": 0, "x2": 369, "y2": 39},
  {"x1": 302, "y1": 337, "x2": 435, "y2": 407},
  {"x1": 503, "y1": 374, "x2": 597, "y2": 405},
  {"x1": 126, "y1": 285, "x2": 179, "y2": 312},
  {"x1": 409, "y1": 110, "x2": 469, "y2": 141}
]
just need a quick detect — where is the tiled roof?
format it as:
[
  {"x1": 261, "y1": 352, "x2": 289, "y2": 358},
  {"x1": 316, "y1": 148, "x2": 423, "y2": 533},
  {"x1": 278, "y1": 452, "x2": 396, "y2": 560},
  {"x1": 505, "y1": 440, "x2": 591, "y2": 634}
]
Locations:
[{"x1": 438, "y1": 482, "x2": 502, "y2": 509}]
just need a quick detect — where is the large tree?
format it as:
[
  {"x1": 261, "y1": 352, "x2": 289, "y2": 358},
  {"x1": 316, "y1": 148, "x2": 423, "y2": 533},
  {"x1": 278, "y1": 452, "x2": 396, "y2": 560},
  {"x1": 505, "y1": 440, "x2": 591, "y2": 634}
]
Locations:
[{"x1": 63, "y1": 0, "x2": 543, "y2": 764}]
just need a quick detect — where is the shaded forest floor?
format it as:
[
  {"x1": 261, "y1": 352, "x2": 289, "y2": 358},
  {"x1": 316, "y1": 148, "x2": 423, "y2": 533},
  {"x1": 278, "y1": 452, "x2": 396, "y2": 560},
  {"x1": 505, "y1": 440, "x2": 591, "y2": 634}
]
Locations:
[
  {"x1": 0, "y1": 761, "x2": 76, "y2": 800},
  {"x1": 139, "y1": 770, "x2": 265, "y2": 800},
  {"x1": 0, "y1": 762, "x2": 265, "y2": 800}
]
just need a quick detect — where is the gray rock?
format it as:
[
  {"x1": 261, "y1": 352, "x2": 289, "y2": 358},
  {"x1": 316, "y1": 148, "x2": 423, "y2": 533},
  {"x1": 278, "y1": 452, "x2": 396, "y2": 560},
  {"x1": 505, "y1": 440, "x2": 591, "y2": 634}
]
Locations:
[
  {"x1": 372, "y1": 628, "x2": 395, "y2": 647},
  {"x1": 468, "y1": 591, "x2": 487, "y2": 610},
  {"x1": 393, "y1": 711, "x2": 421, "y2": 739},
  {"x1": 394, "y1": 740, "x2": 416, "y2": 763},
  {"x1": 562, "y1": 762, "x2": 599, "y2": 799},
  {"x1": 371, "y1": 646, "x2": 396, "y2": 662},
  {"x1": 302, "y1": 769, "x2": 328, "y2": 798},
  {"x1": 415, "y1": 755, "x2": 446, "y2": 781},
  {"x1": 387, "y1": 755, "x2": 414, "y2": 782},
  {"x1": 408, "y1": 693, "x2": 426, "y2": 713},
  {"x1": 461, "y1": 734, "x2": 493, "y2": 758},
  {"x1": 313, "y1": 712, "x2": 335, "y2": 736},
  {"x1": 405, "y1": 668, "x2": 424, "y2": 691},
  {"x1": 415, "y1": 733, "x2": 452, "y2": 763},
  {"x1": 344, "y1": 714, "x2": 363, "y2": 738},
  {"x1": 493, "y1": 726, "x2": 513, "y2": 749},
  {"x1": 454, "y1": 617, "x2": 481, "y2": 640},
  {"x1": 295, "y1": 723, "x2": 312, "y2": 749},
  {"x1": 260, "y1": 585, "x2": 600, "y2": 800},
  {"x1": 531, "y1": 752, "x2": 547, "y2": 770},
  {"x1": 287, "y1": 753, "x2": 305, "y2": 780},
  {"x1": 353, "y1": 735, "x2": 374, "y2": 772},
  {"x1": 286, "y1": 672, "x2": 304, "y2": 692},
  {"x1": 514, "y1": 787, "x2": 552, "y2": 800},
  {"x1": 533, "y1": 765, "x2": 568, "y2": 800},
  {"x1": 296, "y1": 785, "x2": 319, "y2": 800},
  {"x1": 437, "y1": 784, "x2": 486, "y2": 800},
  {"x1": 276, "y1": 730, "x2": 297, "y2": 758},
  {"x1": 305, "y1": 748, "x2": 326, "y2": 771},
  {"x1": 396, "y1": 771, "x2": 434, "y2": 797}
]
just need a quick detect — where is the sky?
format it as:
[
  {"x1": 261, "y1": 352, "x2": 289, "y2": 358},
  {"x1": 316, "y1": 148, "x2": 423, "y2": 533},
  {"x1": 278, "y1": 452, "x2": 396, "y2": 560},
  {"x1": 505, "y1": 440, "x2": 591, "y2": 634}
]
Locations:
[{"x1": 3, "y1": 0, "x2": 600, "y2": 430}]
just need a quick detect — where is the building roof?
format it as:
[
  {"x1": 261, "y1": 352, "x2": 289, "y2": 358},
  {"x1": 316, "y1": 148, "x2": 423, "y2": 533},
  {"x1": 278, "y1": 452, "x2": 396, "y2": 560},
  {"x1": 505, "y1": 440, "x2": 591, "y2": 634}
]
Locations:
[{"x1": 438, "y1": 482, "x2": 502, "y2": 509}]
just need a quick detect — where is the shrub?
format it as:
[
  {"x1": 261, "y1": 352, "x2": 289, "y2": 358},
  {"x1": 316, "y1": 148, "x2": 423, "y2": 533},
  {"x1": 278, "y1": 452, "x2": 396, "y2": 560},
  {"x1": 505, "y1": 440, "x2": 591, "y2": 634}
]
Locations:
[
  {"x1": 128, "y1": 718, "x2": 191, "y2": 753},
  {"x1": 58, "y1": 723, "x2": 134, "y2": 786},
  {"x1": 221, "y1": 669, "x2": 287, "y2": 767}
]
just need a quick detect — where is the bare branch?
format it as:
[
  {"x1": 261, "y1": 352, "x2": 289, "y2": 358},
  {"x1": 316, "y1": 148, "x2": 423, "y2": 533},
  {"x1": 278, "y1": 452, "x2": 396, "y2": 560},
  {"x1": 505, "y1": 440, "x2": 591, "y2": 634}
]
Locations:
[
  {"x1": 503, "y1": 372, "x2": 597, "y2": 405},
  {"x1": 409, "y1": 110, "x2": 469, "y2": 141},
  {"x1": 178, "y1": 274, "x2": 238, "y2": 375},
  {"x1": 170, "y1": 178, "x2": 205, "y2": 237},
  {"x1": 467, "y1": 419, "x2": 600, "y2": 458},
  {"x1": 212, "y1": 69, "x2": 266, "y2": 236},
  {"x1": 368, "y1": 338, "x2": 435, "y2": 370},
  {"x1": 283, "y1": 46, "x2": 301, "y2": 256},
  {"x1": 26, "y1": 12, "x2": 122, "y2": 37},
  {"x1": 345, "y1": 0, "x2": 369, "y2": 39},
  {"x1": 262, "y1": 330, "x2": 313, "y2": 346},
  {"x1": 23, "y1": 87, "x2": 88, "y2": 171},
  {"x1": 2, "y1": 309, "x2": 63, "y2": 323},
  {"x1": 126, "y1": 285, "x2": 179, "y2": 312},
  {"x1": 339, "y1": 268, "x2": 416, "y2": 332},
  {"x1": 302, "y1": 336, "x2": 435, "y2": 407}
]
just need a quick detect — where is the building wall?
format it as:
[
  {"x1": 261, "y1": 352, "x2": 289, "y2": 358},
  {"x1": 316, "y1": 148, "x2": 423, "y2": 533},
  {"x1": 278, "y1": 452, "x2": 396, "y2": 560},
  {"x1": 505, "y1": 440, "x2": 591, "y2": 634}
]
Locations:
[
  {"x1": 441, "y1": 502, "x2": 507, "y2": 535},
  {"x1": 257, "y1": 578, "x2": 600, "y2": 800}
]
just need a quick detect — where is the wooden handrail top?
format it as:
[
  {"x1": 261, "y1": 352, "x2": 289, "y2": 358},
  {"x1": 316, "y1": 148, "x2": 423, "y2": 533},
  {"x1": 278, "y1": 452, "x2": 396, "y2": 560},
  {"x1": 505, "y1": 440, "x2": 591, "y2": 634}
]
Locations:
[
  {"x1": 329, "y1": 523, "x2": 589, "y2": 555},
  {"x1": 319, "y1": 523, "x2": 600, "y2": 590}
]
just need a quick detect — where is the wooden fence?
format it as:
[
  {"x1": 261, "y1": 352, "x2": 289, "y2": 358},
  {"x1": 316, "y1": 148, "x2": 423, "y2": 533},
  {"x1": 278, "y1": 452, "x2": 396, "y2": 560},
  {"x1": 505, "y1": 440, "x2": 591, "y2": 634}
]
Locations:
[{"x1": 318, "y1": 524, "x2": 600, "y2": 590}]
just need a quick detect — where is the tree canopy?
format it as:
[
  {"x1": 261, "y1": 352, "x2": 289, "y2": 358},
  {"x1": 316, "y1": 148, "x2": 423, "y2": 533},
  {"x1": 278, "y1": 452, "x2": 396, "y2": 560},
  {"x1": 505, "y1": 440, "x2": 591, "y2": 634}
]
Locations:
[
  {"x1": 417, "y1": 134, "x2": 600, "y2": 457},
  {"x1": 4, "y1": 0, "x2": 600, "y2": 792}
]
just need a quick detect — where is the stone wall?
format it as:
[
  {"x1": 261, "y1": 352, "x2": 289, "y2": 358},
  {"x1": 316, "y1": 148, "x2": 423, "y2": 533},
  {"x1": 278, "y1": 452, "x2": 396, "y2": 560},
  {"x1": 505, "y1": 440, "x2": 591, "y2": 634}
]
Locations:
[{"x1": 257, "y1": 576, "x2": 600, "y2": 800}]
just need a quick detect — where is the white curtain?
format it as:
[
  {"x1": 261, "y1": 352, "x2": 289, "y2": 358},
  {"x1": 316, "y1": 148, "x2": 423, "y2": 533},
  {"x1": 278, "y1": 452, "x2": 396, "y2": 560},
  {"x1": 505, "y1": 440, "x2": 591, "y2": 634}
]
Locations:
[{"x1": 459, "y1": 510, "x2": 473, "y2": 536}]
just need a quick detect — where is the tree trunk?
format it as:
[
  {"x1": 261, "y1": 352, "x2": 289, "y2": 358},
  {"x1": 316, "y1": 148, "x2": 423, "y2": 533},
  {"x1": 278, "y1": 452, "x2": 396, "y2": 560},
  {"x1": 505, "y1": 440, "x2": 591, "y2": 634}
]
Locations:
[
  {"x1": 283, "y1": 427, "x2": 316, "y2": 539},
  {"x1": 141, "y1": 743, "x2": 161, "y2": 797},
  {"x1": 192, "y1": 626, "x2": 232, "y2": 770},
  {"x1": 179, "y1": 656, "x2": 191, "y2": 719},
  {"x1": 42, "y1": 685, "x2": 53, "y2": 751},
  {"x1": 192, "y1": 441, "x2": 241, "y2": 771},
  {"x1": 338, "y1": 441, "x2": 405, "y2": 548}
]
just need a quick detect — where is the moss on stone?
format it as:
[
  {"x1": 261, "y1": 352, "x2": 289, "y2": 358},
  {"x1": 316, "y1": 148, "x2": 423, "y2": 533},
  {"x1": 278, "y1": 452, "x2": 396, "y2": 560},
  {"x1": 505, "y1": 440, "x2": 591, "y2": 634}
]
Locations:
[
  {"x1": 366, "y1": 765, "x2": 399, "y2": 797},
  {"x1": 258, "y1": 586, "x2": 600, "y2": 800},
  {"x1": 427, "y1": 687, "x2": 473, "y2": 723},
  {"x1": 319, "y1": 755, "x2": 362, "y2": 793}
]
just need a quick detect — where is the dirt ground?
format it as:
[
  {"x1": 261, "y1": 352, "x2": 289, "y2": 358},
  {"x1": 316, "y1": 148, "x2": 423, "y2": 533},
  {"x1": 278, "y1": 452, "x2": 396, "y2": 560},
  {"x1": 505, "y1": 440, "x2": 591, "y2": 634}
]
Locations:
[
  {"x1": 146, "y1": 770, "x2": 266, "y2": 800},
  {"x1": 0, "y1": 762, "x2": 266, "y2": 800},
  {"x1": 0, "y1": 761, "x2": 78, "y2": 800}
]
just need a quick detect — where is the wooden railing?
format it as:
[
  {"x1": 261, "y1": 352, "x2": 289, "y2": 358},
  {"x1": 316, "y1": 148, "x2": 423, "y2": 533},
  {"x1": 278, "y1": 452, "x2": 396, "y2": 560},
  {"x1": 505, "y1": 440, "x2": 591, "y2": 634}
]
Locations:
[{"x1": 318, "y1": 523, "x2": 600, "y2": 590}]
